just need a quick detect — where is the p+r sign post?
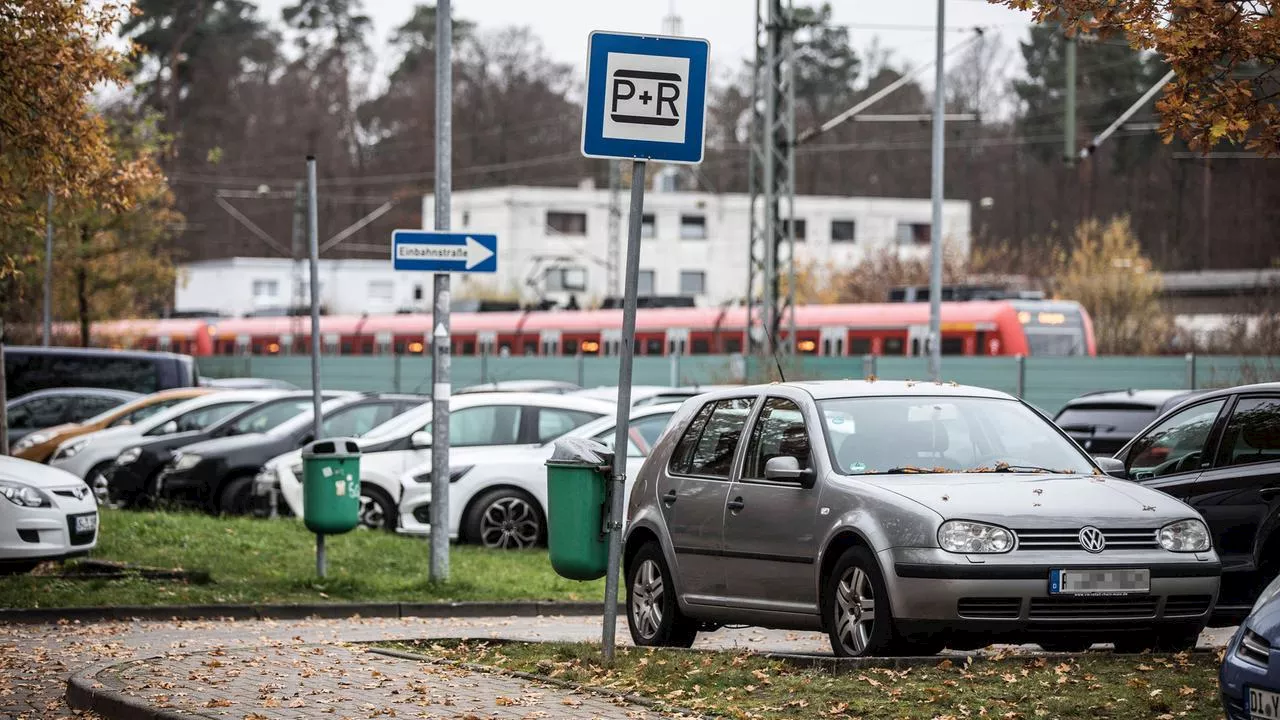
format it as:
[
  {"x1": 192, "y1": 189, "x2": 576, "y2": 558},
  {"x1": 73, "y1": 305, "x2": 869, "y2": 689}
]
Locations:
[{"x1": 581, "y1": 30, "x2": 708, "y2": 663}]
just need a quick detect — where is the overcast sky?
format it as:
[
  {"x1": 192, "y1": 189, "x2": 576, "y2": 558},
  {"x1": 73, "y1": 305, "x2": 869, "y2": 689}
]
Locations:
[{"x1": 256, "y1": 0, "x2": 1037, "y2": 89}]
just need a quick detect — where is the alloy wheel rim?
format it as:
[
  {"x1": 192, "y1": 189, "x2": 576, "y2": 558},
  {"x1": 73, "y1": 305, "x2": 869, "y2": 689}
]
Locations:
[
  {"x1": 478, "y1": 497, "x2": 539, "y2": 549},
  {"x1": 358, "y1": 495, "x2": 384, "y2": 529},
  {"x1": 834, "y1": 566, "x2": 876, "y2": 655},
  {"x1": 631, "y1": 559, "x2": 665, "y2": 640},
  {"x1": 92, "y1": 472, "x2": 118, "y2": 509}
]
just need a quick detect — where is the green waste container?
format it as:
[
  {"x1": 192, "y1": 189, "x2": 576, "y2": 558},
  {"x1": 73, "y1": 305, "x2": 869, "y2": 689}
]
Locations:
[
  {"x1": 302, "y1": 438, "x2": 361, "y2": 535},
  {"x1": 545, "y1": 438, "x2": 613, "y2": 581}
]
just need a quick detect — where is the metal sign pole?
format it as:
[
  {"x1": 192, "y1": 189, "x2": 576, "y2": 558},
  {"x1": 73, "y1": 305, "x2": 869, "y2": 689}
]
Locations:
[
  {"x1": 0, "y1": 320, "x2": 8, "y2": 455},
  {"x1": 603, "y1": 159, "x2": 646, "y2": 663},
  {"x1": 429, "y1": 0, "x2": 453, "y2": 583},
  {"x1": 927, "y1": 0, "x2": 946, "y2": 382},
  {"x1": 306, "y1": 155, "x2": 325, "y2": 578},
  {"x1": 44, "y1": 192, "x2": 53, "y2": 346}
]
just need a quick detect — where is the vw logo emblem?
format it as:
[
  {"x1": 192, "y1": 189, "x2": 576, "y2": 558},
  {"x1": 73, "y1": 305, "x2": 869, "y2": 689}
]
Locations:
[{"x1": 1079, "y1": 526, "x2": 1106, "y2": 553}]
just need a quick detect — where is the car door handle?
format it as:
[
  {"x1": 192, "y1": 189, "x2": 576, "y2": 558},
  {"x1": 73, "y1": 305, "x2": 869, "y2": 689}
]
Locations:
[
  {"x1": 726, "y1": 496, "x2": 745, "y2": 512},
  {"x1": 1261, "y1": 488, "x2": 1280, "y2": 500},
  {"x1": 662, "y1": 490, "x2": 677, "y2": 506}
]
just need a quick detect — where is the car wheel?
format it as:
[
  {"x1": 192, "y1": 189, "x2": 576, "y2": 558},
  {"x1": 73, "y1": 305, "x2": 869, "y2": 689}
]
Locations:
[
  {"x1": 358, "y1": 486, "x2": 396, "y2": 531},
  {"x1": 218, "y1": 476, "x2": 255, "y2": 516},
  {"x1": 89, "y1": 462, "x2": 121, "y2": 509},
  {"x1": 823, "y1": 546, "x2": 896, "y2": 657},
  {"x1": 1037, "y1": 638, "x2": 1096, "y2": 653},
  {"x1": 626, "y1": 541, "x2": 697, "y2": 648},
  {"x1": 465, "y1": 489, "x2": 544, "y2": 549},
  {"x1": 1114, "y1": 626, "x2": 1202, "y2": 653}
]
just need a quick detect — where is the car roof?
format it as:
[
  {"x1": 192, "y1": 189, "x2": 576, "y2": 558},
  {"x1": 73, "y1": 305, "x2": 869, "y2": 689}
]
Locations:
[
  {"x1": 457, "y1": 380, "x2": 581, "y2": 394},
  {"x1": 695, "y1": 380, "x2": 1015, "y2": 402},
  {"x1": 1060, "y1": 388, "x2": 1198, "y2": 408},
  {"x1": 451, "y1": 391, "x2": 616, "y2": 414},
  {"x1": 9, "y1": 387, "x2": 141, "y2": 403}
]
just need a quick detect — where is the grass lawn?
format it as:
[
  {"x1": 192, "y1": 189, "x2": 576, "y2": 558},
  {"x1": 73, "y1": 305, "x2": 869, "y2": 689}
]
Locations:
[
  {"x1": 382, "y1": 639, "x2": 1227, "y2": 720},
  {"x1": 0, "y1": 509, "x2": 604, "y2": 608}
]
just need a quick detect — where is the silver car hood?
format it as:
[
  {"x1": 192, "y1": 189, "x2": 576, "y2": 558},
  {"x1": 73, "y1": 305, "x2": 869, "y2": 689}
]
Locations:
[{"x1": 864, "y1": 473, "x2": 1194, "y2": 526}]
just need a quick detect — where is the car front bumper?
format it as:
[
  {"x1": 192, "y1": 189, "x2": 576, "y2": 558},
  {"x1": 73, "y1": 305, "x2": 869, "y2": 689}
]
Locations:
[
  {"x1": 879, "y1": 547, "x2": 1221, "y2": 639},
  {"x1": 1221, "y1": 625, "x2": 1280, "y2": 720},
  {"x1": 0, "y1": 488, "x2": 98, "y2": 564},
  {"x1": 396, "y1": 483, "x2": 460, "y2": 540}
]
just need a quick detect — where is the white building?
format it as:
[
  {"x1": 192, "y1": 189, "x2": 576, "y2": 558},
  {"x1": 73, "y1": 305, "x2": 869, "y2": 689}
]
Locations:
[{"x1": 175, "y1": 185, "x2": 971, "y2": 317}]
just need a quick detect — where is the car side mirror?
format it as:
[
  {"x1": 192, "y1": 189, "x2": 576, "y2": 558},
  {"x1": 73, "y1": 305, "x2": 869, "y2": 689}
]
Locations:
[
  {"x1": 161, "y1": 420, "x2": 179, "y2": 435},
  {"x1": 1093, "y1": 456, "x2": 1128, "y2": 479},
  {"x1": 411, "y1": 431, "x2": 432, "y2": 449},
  {"x1": 765, "y1": 456, "x2": 814, "y2": 487}
]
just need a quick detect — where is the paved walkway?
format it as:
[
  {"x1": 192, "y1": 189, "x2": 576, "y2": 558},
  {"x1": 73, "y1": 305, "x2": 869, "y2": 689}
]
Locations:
[{"x1": 0, "y1": 613, "x2": 1240, "y2": 720}]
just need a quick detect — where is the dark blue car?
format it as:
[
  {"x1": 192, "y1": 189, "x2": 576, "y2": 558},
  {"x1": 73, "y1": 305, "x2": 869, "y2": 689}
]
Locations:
[{"x1": 1222, "y1": 573, "x2": 1280, "y2": 719}]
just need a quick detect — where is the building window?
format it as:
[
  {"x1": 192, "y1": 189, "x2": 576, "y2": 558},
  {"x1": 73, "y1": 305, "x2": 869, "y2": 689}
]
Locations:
[
  {"x1": 252, "y1": 279, "x2": 279, "y2": 302},
  {"x1": 679, "y1": 271, "x2": 705, "y2": 296},
  {"x1": 461, "y1": 210, "x2": 470, "y2": 227},
  {"x1": 680, "y1": 214, "x2": 707, "y2": 240},
  {"x1": 641, "y1": 213, "x2": 656, "y2": 239},
  {"x1": 547, "y1": 211, "x2": 587, "y2": 235},
  {"x1": 782, "y1": 218, "x2": 807, "y2": 241},
  {"x1": 546, "y1": 266, "x2": 587, "y2": 292},
  {"x1": 368, "y1": 280, "x2": 393, "y2": 302},
  {"x1": 831, "y1": 220, "x2": 856, "y2": 243},
  {"x1": 638, "y1": 270, "x2": 655, "y2": 295},
  {"x1": 897, "y1": 222, "x2": 931, "y2": 245},
  {"x1": 413, "y1": 284, "x2": 423, "y2": 301}
]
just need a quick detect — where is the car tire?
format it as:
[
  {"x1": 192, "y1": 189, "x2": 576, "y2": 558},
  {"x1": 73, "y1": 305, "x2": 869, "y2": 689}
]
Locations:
[
  {"x1": 1037, "y1": 638, "x2": 1096, "y2": 653},
  {"x1": 218, "y1": 475, "x2": 255, "y2": 516},
  {"x1": 823, "y1": 546, "x2": 897, "y2": 657},
  {"x1": 626, "y1": 541, "x2": 698, "y2": 648},
  {"x1": 463, "y1": 489, "x2": 545, "y2": 549},
  {"x1": 1114, "y1": 625, "x2": 1202, "y2": 653},
  {"x1": 358, "y1": 486, "x2": 396, "y2": 531},
  {"x1": 88, "y1": 462, "x2": 121, "y2": 509}
]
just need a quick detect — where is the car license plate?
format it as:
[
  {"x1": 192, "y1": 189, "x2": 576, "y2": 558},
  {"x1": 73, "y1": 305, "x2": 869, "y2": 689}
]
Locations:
[
  {"x1": 1049, "y1": 568, "x2": 1149, "y2": 595},
  {"x1": 74, "y1": 513, "x2": 98, "y2": 534},
  {"x1": 1252, "y1": 687, "x2": 1280, "y2": 720}
]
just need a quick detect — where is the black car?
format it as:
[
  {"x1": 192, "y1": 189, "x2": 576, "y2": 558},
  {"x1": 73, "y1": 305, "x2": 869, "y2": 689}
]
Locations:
[
  {"x1": 156, "y1": 392, "x2": 423, "y2": 514},
  {"x1": 1055, "y1": 388, "x2": 1206, "y2": 455},
  {"x1": 105, "y1": 391, "x2": 349, "y2": 508},
  {"x1": 1109, "y1": 382, "x2": 1280, "y2": 623}
]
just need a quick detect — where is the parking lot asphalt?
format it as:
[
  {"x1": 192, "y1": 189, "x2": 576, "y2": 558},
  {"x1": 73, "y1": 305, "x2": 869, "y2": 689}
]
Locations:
[{"x1": 0, "y1": 614, "x2": 1240, "y2": 720}]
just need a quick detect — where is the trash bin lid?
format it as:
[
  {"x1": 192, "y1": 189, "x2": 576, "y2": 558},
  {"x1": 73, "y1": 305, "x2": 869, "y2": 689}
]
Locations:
[
  {"x1": 546, "y1": 437, "x2": 613, "y2": 467},
  {"x1": 302, "y1": 437, "x2": 361, "y2": 459}
]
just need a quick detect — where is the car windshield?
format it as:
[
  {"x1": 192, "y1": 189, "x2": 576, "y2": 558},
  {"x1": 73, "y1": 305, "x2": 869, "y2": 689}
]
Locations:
[
  {"x1": 1054, "y1": 405, "x2": 1157, "y2": 435},
  {"x1": 268, "y1": 398, "x2": 353, "y2": 437},
  {"x1": 224, "y1": 398, "x2": 316, "y2": 436},
  {"x1": 819, "y1": 396, "x2": 1094, "y2": 476}
]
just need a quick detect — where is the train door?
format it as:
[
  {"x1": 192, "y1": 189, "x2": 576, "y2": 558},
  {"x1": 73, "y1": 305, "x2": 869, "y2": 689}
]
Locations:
[
  {"x1": 477, "y1": 331, "x2": 497, "y2": 357},
  {"x1": 157, "y1": 335, "x2": 172, "y2": 352},
  {"x1": 540, "y1": 329, "x2": 561, "y2": 356},
  {"x1": 375, "y1": 332, "x2": 392, "y2": 356},
  {"x1": 601, "y1": 329, "x2": 622, "y2": 357},
  {"x1": 820, "y1": 327, "x2": 846, "y2": 357},
  {"x1": 323, "y1": 333, "x2": 340, "y2": 355},
  {"x1": 666, "y1": 328, "x2": 689, "y2": 356},
  {"x1": 280, "y1": 334, "x2": 294, "y2": 355},
  {"x1": 236, "y1": 334, "x2": 251, "y2": 356},
  {"x1": 907, "y1": 325, "x2": 930, "y2": 357}
]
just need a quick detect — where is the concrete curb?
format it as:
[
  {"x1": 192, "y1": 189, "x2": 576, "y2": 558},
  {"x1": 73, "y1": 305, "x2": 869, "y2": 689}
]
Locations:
[
  {"x1": 1, "y1": 600, "x2": 621, "y2": 624},
  {"x1": 66, "y1": 656, "x2": 220, "y2": 720}
]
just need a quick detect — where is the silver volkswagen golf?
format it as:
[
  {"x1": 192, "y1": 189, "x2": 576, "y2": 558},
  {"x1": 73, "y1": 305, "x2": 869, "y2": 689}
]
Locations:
[{"x1": 623, "y1": 381, "x2": 1221, "y2": 657}]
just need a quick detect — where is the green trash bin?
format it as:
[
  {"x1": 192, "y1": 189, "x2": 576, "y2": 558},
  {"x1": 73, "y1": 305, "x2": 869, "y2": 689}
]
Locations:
[
  {"x1": 302, "y1": 438, "x2": 361, "y2": 535},
  {"x1": 545, "y1": 438, "x2": 613, "y2": 581}
]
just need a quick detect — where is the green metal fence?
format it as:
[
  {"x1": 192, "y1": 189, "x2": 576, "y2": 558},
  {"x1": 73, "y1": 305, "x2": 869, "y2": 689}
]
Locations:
[{"x1": 197, "y1": 353, "x2": 1280, "y2": 415}]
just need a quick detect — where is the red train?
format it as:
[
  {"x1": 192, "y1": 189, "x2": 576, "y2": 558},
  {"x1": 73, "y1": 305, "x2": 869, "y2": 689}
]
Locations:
[{"x1": 71, "y1": 299, "x2": 1096, "y2": 358}]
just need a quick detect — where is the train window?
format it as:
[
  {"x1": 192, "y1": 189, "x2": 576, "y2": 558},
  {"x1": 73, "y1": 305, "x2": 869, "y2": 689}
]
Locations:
[
  {"x1": 563, "y1": 339, "x2": 579, "y2": 355},
  {"x1": 941, "y1": 337, "x2": 965, "y2": 355},
  {"x1": 341, "y1": 342, "x2": 353, "y2": 355},
  {"x1": 646, "y1": 338, "x2": 664, "y2": 355},
  {"x1": 849, "y1": 338, "x2": 872, "y2": 355},
  {"x1": 395, "y1": 342, "x2": 406, "y2": 355},
  {"x1": 723, "y1": 337, "x2": 742, "y2": 354},
  {"x1": 362, "y1": 341, "x2": 374, "y2": 354},
  {"x1": 691, "y1": 338, "x2": 710, "y2": 354},
  {"x1": 461, "y1": 342, "x2": 475, "y2": 355},
  {"x1": 523, "y1": 342, "x2": 537, "y2": 356},
  {"x1": 883, "y1": 338, "x2": 904, "y2": 355}
]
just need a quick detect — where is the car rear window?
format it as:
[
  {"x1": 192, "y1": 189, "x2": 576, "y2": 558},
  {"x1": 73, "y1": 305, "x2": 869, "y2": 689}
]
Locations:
[{"x1": 1055, "y1": 405, "x2": 1157, "y2": 434}]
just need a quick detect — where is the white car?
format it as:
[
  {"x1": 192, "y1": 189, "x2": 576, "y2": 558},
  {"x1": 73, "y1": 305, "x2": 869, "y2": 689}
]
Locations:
[
  {"x1": 0, "y1": 456, "x2": 98, "y2": 574},
  {"x1": 397, "y1": 403, "x2": 679, "y2": 549},
  {"x1": 49, "y1": 390, "x2": 284, "y2": 505},
  {"x1": 571, "y1": 385, "x2": 738, "y2": 408},
  {"x1": 263, "y1": 392, "x2": 616, "y2": 530}
]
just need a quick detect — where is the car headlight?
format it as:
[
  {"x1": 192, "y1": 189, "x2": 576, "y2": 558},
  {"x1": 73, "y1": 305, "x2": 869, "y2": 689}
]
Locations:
[
  {"x1": 0, "y1": 481, "x2": 51, "y2": 508},
  {"x1": 172, "y1": 453, "x2": 202, "y2": 472},
  {"x1": 938, "y1": 520, "x2": 1014, "y2": 554},
  {"x1": 412, "y1": 465, "x2": 473, "y2": 483},
  {"x1": 116, "y1": 447, "x2": 142, "y2": 465},
  {"x1": 54, "y1": 438, "x2": 90, "y2": 461},
  {"x1": 1251, "y1": 574, "x2": 1280, "y2": 617},
  {"x1": 1159, "y1": 519, "x2": 1211, "y2": 552},
  {"x1": 12, "y1": 433, "x2": 47, "y2": 452}
]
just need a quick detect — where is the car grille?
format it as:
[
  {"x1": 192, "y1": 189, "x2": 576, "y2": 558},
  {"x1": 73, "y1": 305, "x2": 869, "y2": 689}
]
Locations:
[
  {"x1": 1224, "y1": 695, "x2": 1250, "y2": 720},
  {"x1": 957, "y1": 597, "x2": 1021, "y2": 619},
  {"x1": 1028, "y1": 596, "x2": 1158, "y2": 620},
  {"x1": 1238, "y1": 629, "x2": 1271, "y2": 667},
  {"x1": 1164, "y1": 595, "x2": 1213, "y2": 617},
  {"x1": 1014, "y1": 527, "x2": 1158, "y2": 552}
]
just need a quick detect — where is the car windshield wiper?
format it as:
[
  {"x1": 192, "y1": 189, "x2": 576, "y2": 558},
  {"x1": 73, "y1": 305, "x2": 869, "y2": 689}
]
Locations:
[
  {"x1": 862, "y1": 466, "x2": 949, "y2": 475},
  {"x1": 966, "y1": 463, "x2": 1075, "y2": 474}
]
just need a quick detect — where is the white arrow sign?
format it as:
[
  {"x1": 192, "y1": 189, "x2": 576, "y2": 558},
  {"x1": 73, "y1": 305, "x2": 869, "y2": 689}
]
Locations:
[{"x1": 391, "y1": 231, "x2": 498, "y2": 273}]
